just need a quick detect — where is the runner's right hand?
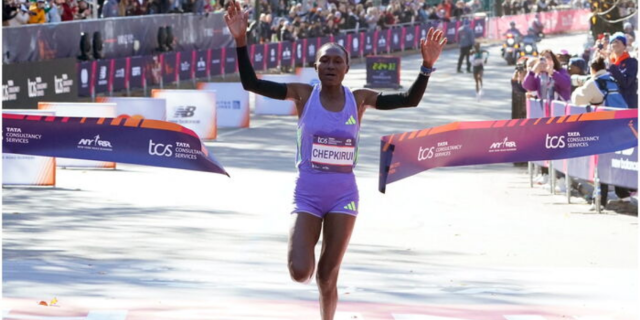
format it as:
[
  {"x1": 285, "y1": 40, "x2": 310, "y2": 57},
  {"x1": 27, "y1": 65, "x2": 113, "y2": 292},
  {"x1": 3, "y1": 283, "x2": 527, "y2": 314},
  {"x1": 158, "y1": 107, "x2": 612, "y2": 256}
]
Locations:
[{"x1": 224, "y1": 0, "x2": 249, "y2": 41}]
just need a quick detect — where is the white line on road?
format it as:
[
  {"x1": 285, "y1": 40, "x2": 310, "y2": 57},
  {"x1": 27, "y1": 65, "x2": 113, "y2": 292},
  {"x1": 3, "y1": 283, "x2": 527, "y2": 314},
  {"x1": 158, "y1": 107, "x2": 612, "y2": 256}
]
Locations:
[
  {"x1": 393, "y1": 314, "x2": 470, "y2": 320},
  {"x1": 84, "y1": 310, "x2": 128, "y2": 320}
]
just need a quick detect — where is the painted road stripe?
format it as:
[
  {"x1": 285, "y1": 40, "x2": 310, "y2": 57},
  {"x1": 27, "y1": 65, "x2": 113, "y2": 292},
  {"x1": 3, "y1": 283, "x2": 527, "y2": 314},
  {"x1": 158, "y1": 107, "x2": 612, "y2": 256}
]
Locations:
[
  {"x1": 504, "y1": 316, "x2": 548, "y2": 320},
  {"x1": 85, "y1": 311, "x2": 128, "y2": 320},
  {"x1": 393, "y1": 314, "x2": 469, "y2": 320}
]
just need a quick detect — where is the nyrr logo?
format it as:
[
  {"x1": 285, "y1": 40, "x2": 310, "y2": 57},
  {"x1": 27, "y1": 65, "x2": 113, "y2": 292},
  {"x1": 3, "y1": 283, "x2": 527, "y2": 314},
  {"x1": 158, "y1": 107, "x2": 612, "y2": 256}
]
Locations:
[
  {"x1": 174, "y1": 106, "x2": 196, "y2": 118},
  {"x1": 475, "y1": 24, "x2": 484, "y2": 34},
  {"x1": 282, "y1": 47, "x2": 291, "y2": 60},
  {"x1": 149, "y1": 140, "x2": 173, "y2": 157},
  {"x1": 489, "y1": 137, "x2": 517, "y2": 152},
  {"x1": 545, "y1": 134, "x2": 566, "y2": 149},
  {"x1": 378, "y1": 36, "x2": 386, "y2": 47},
  {"x1": 406, "y1": 33, "x2": 414, "y2": 42},
  {"x1": 78, "y1": 135, "x2": 113, "y2": 150},
  {"x1": 417, "y1": 146, "x2": 435, "y2": 161}
]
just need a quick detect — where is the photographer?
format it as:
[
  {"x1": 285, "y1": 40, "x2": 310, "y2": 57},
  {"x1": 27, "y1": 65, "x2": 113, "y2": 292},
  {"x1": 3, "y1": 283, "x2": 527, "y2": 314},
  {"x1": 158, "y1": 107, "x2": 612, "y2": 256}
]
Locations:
[
  {"x1": 511, "y1": 57, "x2": 528, "y2": 119},
  {"x1": 522, "y1": 49, "x2": 571, "y2": 101},
  {"x1": 568, "y1": 57, "x2": 588, "y2": 92}
]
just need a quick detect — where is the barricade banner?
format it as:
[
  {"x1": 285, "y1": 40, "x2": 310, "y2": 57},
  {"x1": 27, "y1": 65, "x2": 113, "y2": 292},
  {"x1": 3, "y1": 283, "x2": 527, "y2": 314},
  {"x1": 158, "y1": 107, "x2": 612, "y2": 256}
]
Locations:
[
  {"x1": 197, "y1": 82, "x2": 250, "y2": 128},
  {"x1": 550, "y1": 100, "x2": 568, "y2": 174},
  {"x1": 251, "y1": 44, "x2": 266, "y2": 71},
  {"x1": 254, "y1": 74, "x2": 297, "y2": 115},
  {"x1": 195, "y1": 50, "x2": 210, "y2": 79},
  {"x1": 293, "y1": 40, "x2": 305, "y2": 66},
  {"x1": 38, "y1": 102, "x2": 117, "y2": 169},
  {"x1": 146, "y1": 55, "x2": 163, "y2": 86},
  {"x1": 178, "y1": 51, "x2": 195, "y2": 82},
  {"x1": 566, "y1": 104, "x2": 595, "y2": 181},
  {"x1": 349, "y1": 34, "x2": 361, "y2": 58},
  {"x1": 403, "y1": 26, "x2": 418, "y2": 50},
  {"x1": 2, "y1": 58, "x2": 78, "y2": 109},
  {"x1": 375, "y1": 30, "x2": 390, "y2": 55},
  {"x1": 472, "y1": 18, "x2": 486, "y2": 38},
  {"x1": 281, "y1": 41, "x2": 293, "y2": 68},
  {"x1": 378, "y1": 109, "x2": 638, "y2": 193},
  {"x1": 163, "y1": 52, "x2": 178, "y2": 85},
  {"x1": 77, "y1": 61, "x2": 95, "y2": 97},
  {"x1": 152, "y1": 89, "x2": 217, "y2": 140},
  {"x1": 95, "y1": 59, "x2": 113, "y2": 94},
  {"x1": 390, "y1": 28, "x2": 403, "y2": 52},
  {"x1": 363, "y1": 31, "x2": 375, "y2": 56},
  {"x1": 334, "y1": 34, "x2": 348, "y2": 51},
  {"x1": 306, "y1": 38, "x2": 320, "y2": 66},
  {"x1": 112, "y1": 58, "x2": 128, "y2": 92},
  {"x1": 2, "y1": 114, "x2": 229, "y2": 176},
  {"x1": 445, "y1": 21, "x2": 459, "y2": 44},
  {"x1": 2, "y1": 110, "x2": 56, "y2": 186},
  {"x1": 96, "y1": 97, "x2": 167, "y2": 121},
  {"x1": 598, "y1": 147, "x2": 638, "y2": 188},
  {"x1": 210, "y1": 48, "x2": 223, "y2": 77},
  {"x1": 129, "y1": 56, "x2": 146, "y2": 89},
  {"x1": 266, "y1": 43, "x2": 280, "y2": 69},
  {"x1": 486, "y1": 9, "x2": 590, "y2": 40},
  {"x1": 223, "y1": 47, "x2": 238, "y2": 75}
]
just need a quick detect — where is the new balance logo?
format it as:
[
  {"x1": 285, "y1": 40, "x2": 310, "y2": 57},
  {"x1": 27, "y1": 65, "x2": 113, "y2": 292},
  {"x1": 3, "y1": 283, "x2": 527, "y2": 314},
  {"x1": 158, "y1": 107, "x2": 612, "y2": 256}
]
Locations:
[
  {"x1": 344, "y1": 201, "x2": 357, "y2": 211},
  {"x1": 345, "y1": 115, "x2": 356, "y2": 125}
]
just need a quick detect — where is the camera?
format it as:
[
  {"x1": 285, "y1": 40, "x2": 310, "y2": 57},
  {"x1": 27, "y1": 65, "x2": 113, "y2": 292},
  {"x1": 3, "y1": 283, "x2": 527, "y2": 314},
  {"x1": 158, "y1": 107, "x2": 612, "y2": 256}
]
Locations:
[
  {"x1": 597, "y1": 43, "x2": 603, "y2": 50},
  {"x1": 571, "y1": 74, "x2": 591, "y2": 87},
  {"x1": 515, "y1": 62, "x2": 525, "y2": 71}
]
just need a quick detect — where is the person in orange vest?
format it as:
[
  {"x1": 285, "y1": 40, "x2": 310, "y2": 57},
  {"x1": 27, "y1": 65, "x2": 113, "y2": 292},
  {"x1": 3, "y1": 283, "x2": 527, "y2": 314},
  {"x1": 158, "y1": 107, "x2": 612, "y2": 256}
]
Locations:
[{"x1": 28, "y1": 0, "x2": 46, "y2": 24}]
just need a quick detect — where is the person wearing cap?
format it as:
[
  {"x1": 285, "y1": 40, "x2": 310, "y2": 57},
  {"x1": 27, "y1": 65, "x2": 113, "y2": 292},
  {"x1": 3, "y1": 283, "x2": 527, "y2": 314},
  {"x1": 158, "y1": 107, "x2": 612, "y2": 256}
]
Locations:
[
  {"x1": 46, "y1": 0, "x2": 61, "y2": 22},
  {"x1": 608, "y1": 32, "x2": 638, "y2": 109},
  {"x1": 456, "y1": 18, "x2": 475, "y2": 73},
  {"x1": 28, "y1": 0, "x2": 46, "y2": 24}
]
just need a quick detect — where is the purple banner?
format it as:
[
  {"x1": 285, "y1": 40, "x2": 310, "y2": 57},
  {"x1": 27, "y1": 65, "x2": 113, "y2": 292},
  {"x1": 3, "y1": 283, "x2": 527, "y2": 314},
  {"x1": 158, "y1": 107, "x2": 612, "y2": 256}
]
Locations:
[
  {"x1": 251, "y1": 44, "x2": 266, "y2": 71},
  {"x1": 472, "y1": 18, "x2": 487, "y2": 38},
  {"x1": 145, "y1": 55, "x2": 162, "y2": 86},
  {"x1": 178, "y1": 51, "x2": 194, "y2": 82},
  {"x1": 281, "y1": 41, "x2": 293, "y2": 68},
  {"x1": 78, "y1": 61, "x2": 94, "y2": 97},
  {"x1": 3, "y1": 114, "x2": 229, "y2": 176},
  {"x1": 294, "y1": 40, "x2": 305, "y2": 67},
  {"x1": 403, "y1": 26, "x2": 417, "y2": 50},
  {"x1": 112, "y1": 58, "x2": 128, "y2": 92},
  {"x1": 390, "y1": 28, "x2": 402, "y2": 52},
  {"x1": 129, "y1": 56, "x2": 145, "y2": 89},
  {"x1": 162, "y1": 52, "x2": 178, "y2": 85},
  {"x1": 598, "y1": 147, "x2": 638, "y2": 188},
  {"x1": 95, "y1": 59, "x2": 112, "y2": 94},
  {"x1": 378, "y1": 110, "x2": 639, "y2": 193},
  {"x1": 363, "y1": 32, "x2": 374, "y2": 56},
  {"x1": 445, "y1": 21, "x2": 459, "y2": 44},
  {"x1": 266, "y1": 43, "x2": 279, "y2": 69},
  {"x1": 195, "y1": 50, "x2": 209, "y2": 79},
  {"x1": 210, "y1": 48, "x2": 222, "y2": 77},
  {"x1": 349, "y1": 34, "x2": 361, "y2": 58},
  {"x1": 334, "y1": 34, "x2": 347, "y2": 50},
  {"x1": 375, "y1": 30, "x2": 389, "y2": 55},
  {"x1": 306, "y1": 38, "x2": 320, "y2": 66},
  {"x1": 223, "y1": 47, "x2": 238, "y2": 75}
]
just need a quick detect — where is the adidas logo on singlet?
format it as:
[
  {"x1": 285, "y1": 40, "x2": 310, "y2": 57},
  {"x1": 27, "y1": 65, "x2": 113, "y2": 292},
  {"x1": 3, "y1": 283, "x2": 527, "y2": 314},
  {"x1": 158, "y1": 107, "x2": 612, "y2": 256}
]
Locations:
[
  {"x1": 345, "y1": 115, "x2": 356, "y2": 125},
  {"x1": 344, "y1": 201, "x2": 357, "y2": 211}
]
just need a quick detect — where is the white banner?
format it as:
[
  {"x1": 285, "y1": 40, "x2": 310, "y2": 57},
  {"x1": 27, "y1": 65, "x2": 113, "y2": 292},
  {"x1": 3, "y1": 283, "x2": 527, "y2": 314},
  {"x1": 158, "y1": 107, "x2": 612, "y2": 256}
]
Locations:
[
  {"x1": 296, "y1": 67, "x2": 320, "y2": 87},
  {"x1": 197, "y1": 82, "x2": 250, "y2": 128},
  {"x1": 2, "y1": 110, "x2": 56, "y2": 186},
  {"x1": 254, "y1": 74, "x2": 298, "y2": 115},
  {"x1": 152, "y1": 89, "x2": 218, "y2": 140},
  {"x1": 97, "y1": 97, "x2": 167, "y2": 121},
  {"x1": 38, "y1": 102, "x2": 117, "y2": 169}
]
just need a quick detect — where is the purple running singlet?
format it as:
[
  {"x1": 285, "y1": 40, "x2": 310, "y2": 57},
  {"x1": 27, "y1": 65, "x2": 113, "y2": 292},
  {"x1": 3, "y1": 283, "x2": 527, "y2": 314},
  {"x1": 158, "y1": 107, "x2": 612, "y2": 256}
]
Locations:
[{"x1": 292, "y1": 85, "x2": 360, "y2": 218}]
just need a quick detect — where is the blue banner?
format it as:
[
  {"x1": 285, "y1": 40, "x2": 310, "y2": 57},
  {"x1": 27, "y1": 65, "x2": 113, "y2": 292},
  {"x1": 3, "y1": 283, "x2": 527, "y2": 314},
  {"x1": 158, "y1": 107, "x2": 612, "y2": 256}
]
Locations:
[{"x1": 2, "y1": 114, "x2": 229, "y2": 176}]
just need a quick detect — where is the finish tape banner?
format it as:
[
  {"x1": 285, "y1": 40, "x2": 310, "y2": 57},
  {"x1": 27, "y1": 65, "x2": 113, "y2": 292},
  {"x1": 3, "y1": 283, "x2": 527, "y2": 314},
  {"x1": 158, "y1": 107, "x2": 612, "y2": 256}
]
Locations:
[
  {"x1": 378, "y1": 109, "x2": 638, "y2": 193},
  {"x1": 2, "y1": 114, "x2": 229, "y2": 176}
]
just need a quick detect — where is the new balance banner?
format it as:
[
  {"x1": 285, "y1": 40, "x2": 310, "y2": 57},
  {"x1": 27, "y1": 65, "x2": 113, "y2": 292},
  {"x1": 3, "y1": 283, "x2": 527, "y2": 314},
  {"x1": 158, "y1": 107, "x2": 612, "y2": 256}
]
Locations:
[
  {"x1": 210, "y1": 48, "x2": 223, "y2": 77},
  {"x1": 363, "y1": 32, "x2": 374, "y2": 56},
  {"x1": 38, "y1": 102, "x2": 117, "y2": 169},
  {"x1": 2, "y1": 114, "x2": 229, "y2": 176},
  {"x1": 152, "y1": 89, "x2": 217, "y2": 140},
  {"x1": 224, "y1": 47, "x2": 238, "y2": 75},
  {"x1": 378, "y1": 110, "x2": 639, "y2": 193},
  {"x1": 281, "y1": 41, "x2": 293, "y2": 68},
  {"x1": 446, "y1": 22, "x2": 459, "y2": 44},
  {"x1": 266, "y1": 43, "x2": 280, "y2": 69},
  {"x1": 195, "y1": 50, "x2": 210, "y2": 79},
  {"x1": 129, "y1": 56, "x2": 146, "y2": 89},
  {"x1": 112, "y1": 58, "x2": 128, "y2": 92},
  {"x1": 349, "y1": 34, "x2": 361, "y2": 58},
  {"x1": 178, "y1": 51, "x2": 195, "y2": 82},
  {"x1": 306, "y1": 38, "x2": 320, "y2": 66},
  {"x1": 77, "y1": 61, "x2": 94, "y2": 98},
  {"x1": 403, "y1": 26, "x2": 417, "y2": 50},
  {"x1": 472, "y1": 18, "x2": 486, "y2": 38},
  {"x1": 390, "y1": 28, "x2": 402, "y2": 52},
  {"x1": 2, "y1": 110, "x2": 56, "y2": 186},
  {"x1": 294, "y1": 40, "x2": 305, "y2": 66},
  {"x1": 2, "y1": 58, "x2": 78, "y2": 109},
  {"x1": 598, "y1": 147, "x2": 638, "y2": 188},
  {"x1": 162, "y1": 52, "x2": 178, "y2": 85}
]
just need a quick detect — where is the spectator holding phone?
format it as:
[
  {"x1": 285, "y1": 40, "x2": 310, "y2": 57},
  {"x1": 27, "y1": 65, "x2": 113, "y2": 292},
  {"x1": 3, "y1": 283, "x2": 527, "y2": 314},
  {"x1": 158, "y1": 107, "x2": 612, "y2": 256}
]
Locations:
[{"x1": 522, "y1": 49, "x2": 571, "y2": 101}]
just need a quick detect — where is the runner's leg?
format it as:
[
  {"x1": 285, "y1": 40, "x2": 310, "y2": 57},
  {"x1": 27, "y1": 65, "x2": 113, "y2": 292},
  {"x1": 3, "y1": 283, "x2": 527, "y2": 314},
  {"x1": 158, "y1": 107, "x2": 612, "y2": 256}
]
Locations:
[{"x1": 288, "y1": 212, "x2": 323, "y2": 283}]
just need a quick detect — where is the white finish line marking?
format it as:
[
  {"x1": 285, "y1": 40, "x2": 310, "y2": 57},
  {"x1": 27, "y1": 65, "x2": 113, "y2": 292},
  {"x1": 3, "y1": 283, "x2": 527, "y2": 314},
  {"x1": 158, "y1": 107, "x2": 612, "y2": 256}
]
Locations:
[{"x1": 393, "y1": 314, "x2": 470, "y2": 320}]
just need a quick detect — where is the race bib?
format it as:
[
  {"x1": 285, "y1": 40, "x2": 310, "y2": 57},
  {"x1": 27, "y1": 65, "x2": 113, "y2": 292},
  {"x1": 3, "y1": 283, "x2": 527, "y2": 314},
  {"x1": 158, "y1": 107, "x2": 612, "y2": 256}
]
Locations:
[
  {"x1": 311, "y1": 135, "x2": 356, "y2": 173},
  {"x1": 472, "y1": 57, "x2": 484, "y2": 67}
]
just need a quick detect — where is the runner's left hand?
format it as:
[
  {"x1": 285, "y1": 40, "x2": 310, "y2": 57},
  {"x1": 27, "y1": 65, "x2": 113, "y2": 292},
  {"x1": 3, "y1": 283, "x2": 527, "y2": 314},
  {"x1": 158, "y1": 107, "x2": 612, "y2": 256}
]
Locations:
[{"x1": 421, "y1": 27, "x2": 447, "y2": 68}]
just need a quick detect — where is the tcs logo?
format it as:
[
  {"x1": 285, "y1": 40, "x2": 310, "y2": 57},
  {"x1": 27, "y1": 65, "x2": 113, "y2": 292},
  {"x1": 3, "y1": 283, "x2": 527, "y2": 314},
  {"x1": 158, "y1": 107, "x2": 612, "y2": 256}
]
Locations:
[
  {"x1": 545, "y1": 134, "x2": 565, "y2": 149},
  {"x1": 418, "y1": 146, "x2": 434, "y2": 161},
  {"x1": 149, "y1": 140, "x2": 173, "y2": 157}
]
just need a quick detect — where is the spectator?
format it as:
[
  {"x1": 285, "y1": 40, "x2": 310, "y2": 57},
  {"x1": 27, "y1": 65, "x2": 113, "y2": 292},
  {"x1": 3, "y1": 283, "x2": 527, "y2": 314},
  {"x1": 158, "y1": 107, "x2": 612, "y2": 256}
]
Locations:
[
  {"x1": 511, "y1": 57, "x2": 529, "y2": 119},
  {"x1": 567, "y1": 57, "x2": 588, "y2": 92},
  {"x1": 468, "y1": 0, "x2": 481, "y2": 13},
  {"x1": 451, "y1": 0, "x2": 465, "y2": 21},
  {"x1": 571, "y1": 57, "x2": 628, "y2": 108},
  {"x1": 128, "y1": 0, "x2": 144, "y2": 15},
  {"x1": 258, "y1": 13, "x2": 272, "y2": 43},
  {"x1": 607, "y1": 32, "x2": 638, "y2": 108},
  {"x1": 523, "y1": 49, "x2": 572, "y2": 101},
  {"x1": 28, "y1": 0, "x2": 47, "y2": 24},
  {"x1": 75, "y1": 0, "x2": 91, "y2": 19},
  {"x1": 322, "y1": 16, "x2": 339, "y2": 35},
  {"x1": 522, "y1": 0, "x2": 532, "y2": 13},
  {"x1": 117, "y1": 0, "x2": 128, "y2": 16},
  {"x1": 510, "y1": 0, "x2": 521, "y2": 14},
  {"x1": 501, "y1": 0, "x2": 511, "y2": 15},
  {"x1": 442, "y1": 0, "x2": 452, "y2": 18},
  {"x1": 365, "y1": 6, "x2": 379, "y2": 30},
  {"x1": 46, "y1": 0, "x2": 61, "y2": 22},
  {"x1": 623, "y1": 22, "x2": 635, "y2": 43},
  {"x1": 427, "y1": 6, "x2": 439, "y2": 20},
  {"x1": 456, "y1": 19, "x2": 474, "y2": 73},
  {"x1": 3, "y1": 0, "x2": 30, "y2": 26},
  {"x1": 536, "y1": 0, "x2": 548, "y2": 12},
  {"x1": 59, "y1": 0, "x2": 75, "y2": 20},
  {"x1": 417, "y1": 3, "x2": 429, "y2": 22},
  {"x1": 101, "y1": 0, "x2": 118, "y2": 17}
]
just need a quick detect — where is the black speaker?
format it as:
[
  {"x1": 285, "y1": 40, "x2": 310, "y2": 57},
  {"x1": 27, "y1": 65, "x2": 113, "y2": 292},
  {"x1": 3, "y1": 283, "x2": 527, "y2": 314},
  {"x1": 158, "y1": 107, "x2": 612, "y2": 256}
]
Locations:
[
  {"x1": 165, "y1": 26, "x2": 174, "y2": 51},
  {"x1": 157, "y1": 26, "x2": 167, "y2": 52},
  {"x1": 93, "y1": 31, "x2": 104, "y2": 60},
  {"x1": 78, "y1": 32, "x2": 93, "y2": 61}
]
